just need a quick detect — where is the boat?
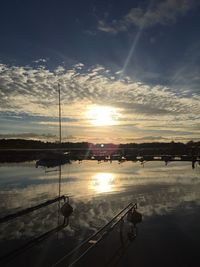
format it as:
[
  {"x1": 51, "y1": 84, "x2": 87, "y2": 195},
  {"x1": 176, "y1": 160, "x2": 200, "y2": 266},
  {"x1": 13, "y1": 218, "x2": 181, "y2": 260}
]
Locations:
[{"x1": 36, "y1": 151, "x2": 70, "y2": 168}]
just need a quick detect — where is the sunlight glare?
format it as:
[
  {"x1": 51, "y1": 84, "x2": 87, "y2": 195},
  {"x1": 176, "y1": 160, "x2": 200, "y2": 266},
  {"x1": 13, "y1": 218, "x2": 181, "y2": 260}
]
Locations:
[
  {"x1": 87, "y1": 105, "x2": 118, "y2": 126},
  {"x1": 91, "y1": 172, "x2": 115, "y2": 193}
]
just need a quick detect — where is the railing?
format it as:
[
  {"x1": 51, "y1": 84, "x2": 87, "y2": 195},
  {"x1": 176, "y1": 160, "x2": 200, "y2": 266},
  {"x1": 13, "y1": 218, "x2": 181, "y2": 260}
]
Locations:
[
  {"x1": 53, "y1": 202, "x2": 137, "y2": 267},
  {"x1": 0, "y1": 195, "x2": 67, "y2": 224},
  {"x1": 0, "y1": 195, "x2": 70, "y2": 264}
]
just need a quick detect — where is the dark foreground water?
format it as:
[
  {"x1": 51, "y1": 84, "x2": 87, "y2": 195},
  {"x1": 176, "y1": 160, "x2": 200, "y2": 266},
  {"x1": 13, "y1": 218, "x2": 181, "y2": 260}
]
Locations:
[{"x1": 0, "y1": 161, "x2": 200, "y2": 266}]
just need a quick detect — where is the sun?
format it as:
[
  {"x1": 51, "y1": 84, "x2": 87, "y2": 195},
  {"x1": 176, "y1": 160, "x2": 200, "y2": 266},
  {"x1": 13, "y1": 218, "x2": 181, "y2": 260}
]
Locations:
[{"x1": 87, "y1": 105, "x2": 118, "y2": 126}]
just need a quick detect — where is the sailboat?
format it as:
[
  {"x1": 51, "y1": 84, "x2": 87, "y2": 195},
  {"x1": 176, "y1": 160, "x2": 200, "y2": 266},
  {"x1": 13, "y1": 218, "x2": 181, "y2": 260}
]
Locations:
[{"x1": 36, "y1": 84, "x2": 70, "y2": 168}]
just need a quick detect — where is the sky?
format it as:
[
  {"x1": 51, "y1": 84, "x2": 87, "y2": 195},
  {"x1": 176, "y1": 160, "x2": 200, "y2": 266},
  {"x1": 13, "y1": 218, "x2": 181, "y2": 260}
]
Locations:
[{"x1": 0, "y1": 0, "x2": 200, "y2": 143}]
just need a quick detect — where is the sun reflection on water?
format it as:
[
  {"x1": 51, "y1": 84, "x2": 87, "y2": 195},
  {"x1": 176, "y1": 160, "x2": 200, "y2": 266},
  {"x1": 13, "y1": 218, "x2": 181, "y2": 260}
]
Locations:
[{"x1": 91, "y1": 172, "x2": 116, "y2": 193}]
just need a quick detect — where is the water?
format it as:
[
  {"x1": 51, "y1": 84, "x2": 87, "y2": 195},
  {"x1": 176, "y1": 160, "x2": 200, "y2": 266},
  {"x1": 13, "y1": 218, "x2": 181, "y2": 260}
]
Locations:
[{"x1": 0, "y1": 161, "x2": 200, "y2": 266}]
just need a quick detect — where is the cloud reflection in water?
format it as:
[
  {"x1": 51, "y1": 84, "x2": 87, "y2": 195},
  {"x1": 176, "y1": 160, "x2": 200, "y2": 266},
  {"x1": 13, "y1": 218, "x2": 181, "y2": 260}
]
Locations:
[{"x1": 0, "y1": 161, "x2": 200, "y2": 242}]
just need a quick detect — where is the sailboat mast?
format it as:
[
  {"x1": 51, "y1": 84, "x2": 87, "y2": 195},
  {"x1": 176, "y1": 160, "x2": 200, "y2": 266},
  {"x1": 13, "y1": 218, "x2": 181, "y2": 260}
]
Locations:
[{"x1": 58, "y1": 83, "x2": 62, "y2": 144}]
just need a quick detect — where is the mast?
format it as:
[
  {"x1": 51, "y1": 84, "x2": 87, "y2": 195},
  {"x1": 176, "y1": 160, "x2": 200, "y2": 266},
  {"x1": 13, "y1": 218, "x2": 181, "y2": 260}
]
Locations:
[
  {"x1": 58, "y1": 83, "x2": 62, "y2": 144},
  {"x1": 58, "y1": 83, "x2": 62, "y2": 228}
]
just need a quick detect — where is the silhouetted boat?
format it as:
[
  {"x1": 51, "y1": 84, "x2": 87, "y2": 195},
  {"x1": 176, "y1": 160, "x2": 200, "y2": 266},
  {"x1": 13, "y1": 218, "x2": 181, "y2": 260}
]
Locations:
[{"x1": 36, "y1": 152, "x2": 70, "y2": 168}]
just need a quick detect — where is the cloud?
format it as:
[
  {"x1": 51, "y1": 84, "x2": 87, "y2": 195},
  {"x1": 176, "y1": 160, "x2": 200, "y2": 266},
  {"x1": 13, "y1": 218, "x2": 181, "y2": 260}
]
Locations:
[
  {"x1": 170, "y1": 41, "x2": 200, "y2": 94},
  {"x1": 0, "y1": 62, "x2": 199, "y2": 142},
  {"x1": 33, "y1": 58, "x2": 47, "y2": 64},
  {"x1": 130, "y1": 136, "x2": 170, "y2": 141},
  {"x1": 0, "y1": 133, "x2": 57, "y2": 140},
  {"x1": 98, "y1": 20, "x2": 123, "y2": 34},
  {"x1": 98, "y1": 0, "x2": 199, "y2": 33},
  {"x1": 0, "y1": 111, "x2": 78, "y2": 123},
  {"x1": 83, "y1": 29, "x2": 97, "y2": 36}
]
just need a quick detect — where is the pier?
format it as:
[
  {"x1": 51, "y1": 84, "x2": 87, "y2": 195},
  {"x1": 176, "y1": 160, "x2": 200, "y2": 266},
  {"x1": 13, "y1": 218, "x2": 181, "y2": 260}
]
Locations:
[{"x1": 71, "y1": 154, "x2": 200, "y2": 169}]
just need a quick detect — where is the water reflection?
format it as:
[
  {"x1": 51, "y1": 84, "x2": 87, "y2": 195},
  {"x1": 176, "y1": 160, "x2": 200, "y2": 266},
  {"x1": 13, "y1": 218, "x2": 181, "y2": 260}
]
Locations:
[
  {"x1": 0, "y1": 161, "x2": 200, "y2": 214},
  {"x1": 91, "y1": 173, "x2": 116, "y2": 193},
  {"x1": 0, "y1": 161, "x2": 200, "y2": 266}
]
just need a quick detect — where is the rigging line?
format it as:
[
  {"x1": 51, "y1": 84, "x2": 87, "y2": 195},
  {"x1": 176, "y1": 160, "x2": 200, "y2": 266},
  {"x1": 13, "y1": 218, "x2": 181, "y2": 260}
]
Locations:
[
  {"x1": 57, "y1": 164, "x2": 62, "y2": 237},
  {"x1": 58, "y1": 83, "x2": 62, "y2": 145}
]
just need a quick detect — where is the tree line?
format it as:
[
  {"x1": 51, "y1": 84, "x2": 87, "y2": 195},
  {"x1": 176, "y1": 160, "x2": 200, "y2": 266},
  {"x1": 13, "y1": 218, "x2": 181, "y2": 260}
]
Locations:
[{"x1": 0, "y1": 139, "x2": 199, "y2": 163}]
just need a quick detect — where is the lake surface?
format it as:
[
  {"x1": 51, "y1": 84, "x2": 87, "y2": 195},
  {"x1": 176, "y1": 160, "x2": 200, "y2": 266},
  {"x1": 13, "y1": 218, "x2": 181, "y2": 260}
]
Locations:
[{"x1": 0, "y1": 161, "x2": 200, "y2": 266}]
